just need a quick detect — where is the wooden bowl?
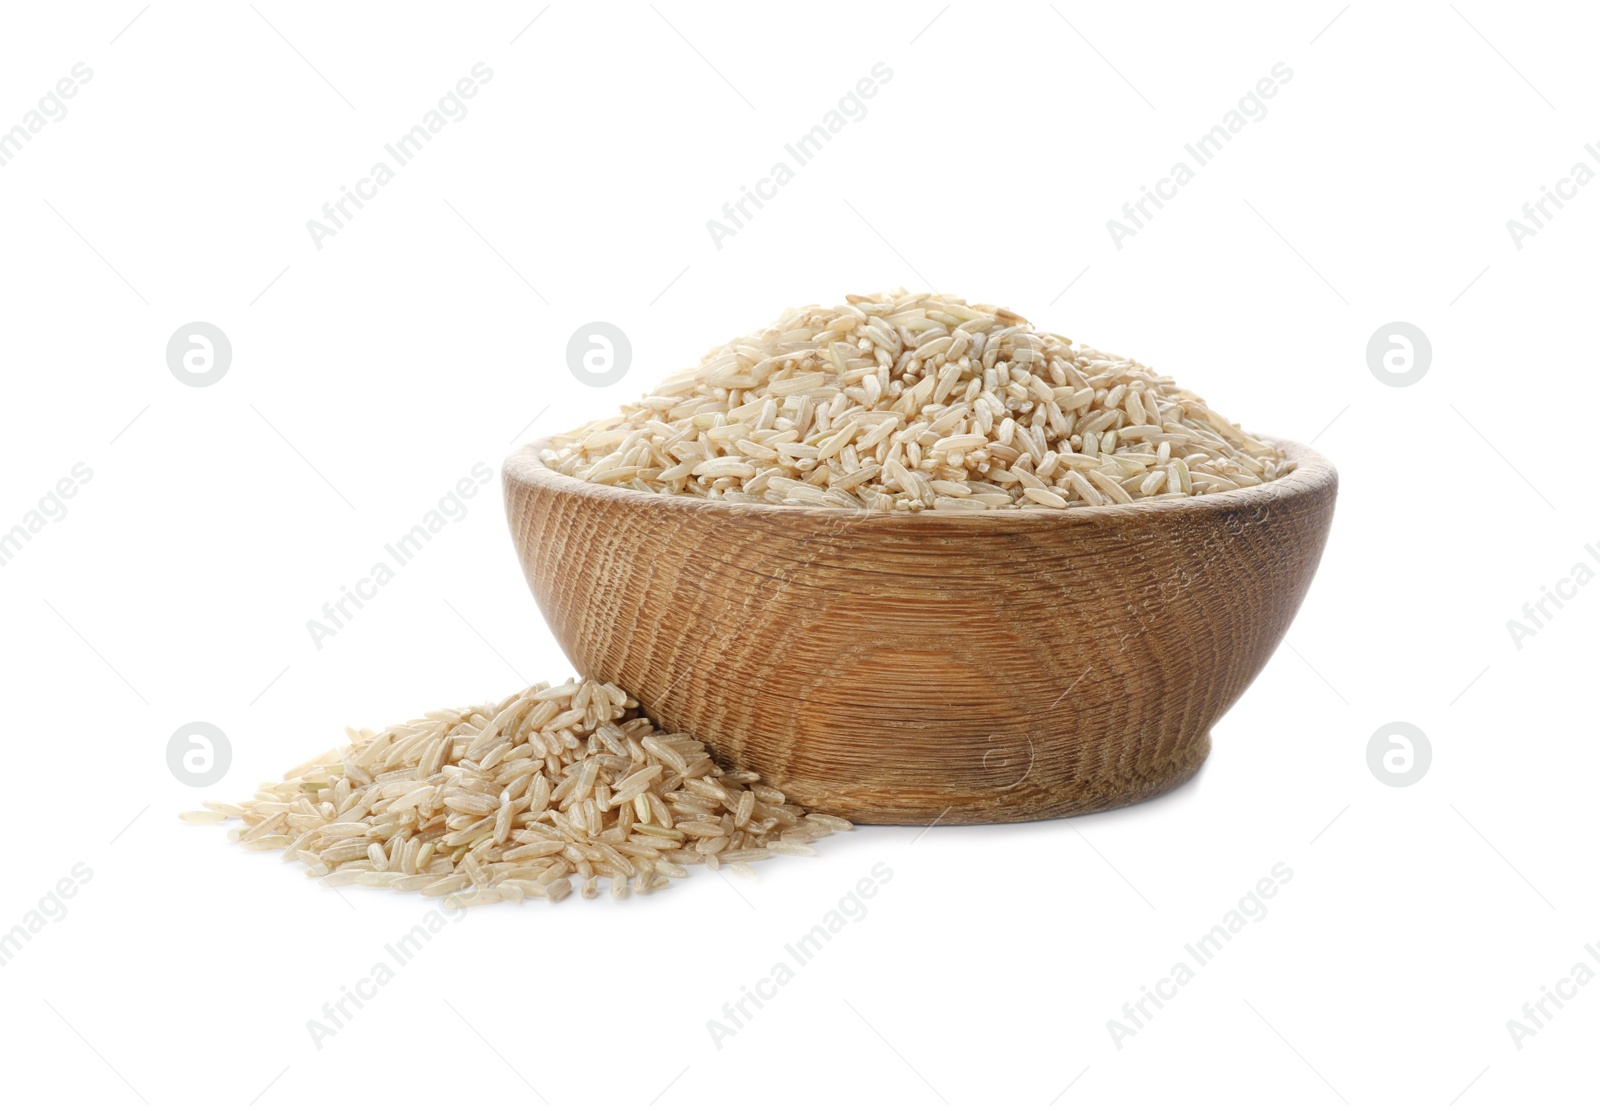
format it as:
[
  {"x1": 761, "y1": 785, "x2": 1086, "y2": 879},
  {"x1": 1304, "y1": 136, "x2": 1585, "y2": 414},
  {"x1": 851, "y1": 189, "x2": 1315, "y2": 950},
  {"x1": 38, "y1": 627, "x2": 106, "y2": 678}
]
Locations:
[{"x1": 503, "y1": 439, "x2": 1337, "y2": 825}]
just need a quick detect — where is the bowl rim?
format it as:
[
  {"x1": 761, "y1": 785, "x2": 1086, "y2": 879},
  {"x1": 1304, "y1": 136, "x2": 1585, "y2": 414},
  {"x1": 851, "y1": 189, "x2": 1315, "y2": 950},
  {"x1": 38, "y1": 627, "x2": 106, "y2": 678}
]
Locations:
[{"x1": 504, "y1": 435, "x2": 1336, "y2": 524}]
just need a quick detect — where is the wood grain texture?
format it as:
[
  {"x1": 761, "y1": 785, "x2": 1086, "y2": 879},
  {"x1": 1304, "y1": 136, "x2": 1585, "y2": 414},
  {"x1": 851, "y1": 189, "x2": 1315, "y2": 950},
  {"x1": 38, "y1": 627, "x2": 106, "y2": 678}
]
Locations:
[{"x1": 503, "y1": 439, "x2": 1337, "y2": 825}]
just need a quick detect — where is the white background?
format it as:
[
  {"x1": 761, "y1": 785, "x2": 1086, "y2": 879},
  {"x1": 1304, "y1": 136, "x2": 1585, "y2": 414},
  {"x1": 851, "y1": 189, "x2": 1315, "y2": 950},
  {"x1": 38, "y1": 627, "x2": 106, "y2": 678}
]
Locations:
[{"x1": 0, "y1": 2, "x2": 1593, "y2": 1107}]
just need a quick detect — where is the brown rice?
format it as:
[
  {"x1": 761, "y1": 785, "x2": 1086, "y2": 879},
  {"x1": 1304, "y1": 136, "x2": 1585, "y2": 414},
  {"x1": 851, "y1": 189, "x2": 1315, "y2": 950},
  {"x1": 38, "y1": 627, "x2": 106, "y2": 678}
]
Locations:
[
  {"x1": 543, "y1": 290, "x2": 1288, "y2": 510},
  {"x1": 184, "y1": 677, "x2": 848, "y2": 905}
]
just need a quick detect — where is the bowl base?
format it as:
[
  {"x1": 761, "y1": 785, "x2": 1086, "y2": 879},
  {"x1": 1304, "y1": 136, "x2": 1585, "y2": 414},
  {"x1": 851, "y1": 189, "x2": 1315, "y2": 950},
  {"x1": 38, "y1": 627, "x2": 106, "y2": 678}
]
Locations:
[{"x1": 765, "y1": 730, "x2": 1212, "y2": 826}]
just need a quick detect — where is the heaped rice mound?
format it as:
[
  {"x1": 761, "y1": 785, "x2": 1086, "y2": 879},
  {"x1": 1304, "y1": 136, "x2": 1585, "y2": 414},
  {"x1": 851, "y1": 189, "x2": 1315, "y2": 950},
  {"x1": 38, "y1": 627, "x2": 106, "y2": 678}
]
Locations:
[{"x1": 544, "y1": 290, "x2": 1288, "y2": 511}]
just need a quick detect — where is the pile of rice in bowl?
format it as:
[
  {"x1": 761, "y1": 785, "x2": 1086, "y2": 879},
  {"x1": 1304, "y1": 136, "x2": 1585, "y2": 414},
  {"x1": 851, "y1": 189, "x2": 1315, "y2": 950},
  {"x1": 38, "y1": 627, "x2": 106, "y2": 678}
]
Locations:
[{"x1": 543, "y1": 290, "x2": 1289, "y2": 511}]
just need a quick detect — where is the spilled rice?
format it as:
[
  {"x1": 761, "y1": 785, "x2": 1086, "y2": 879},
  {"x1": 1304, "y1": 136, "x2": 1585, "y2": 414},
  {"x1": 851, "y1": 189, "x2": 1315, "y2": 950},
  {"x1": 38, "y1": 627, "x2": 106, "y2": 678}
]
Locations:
[{"x1": 182, "y1": 677, "x2": 849, "y2": 906}]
